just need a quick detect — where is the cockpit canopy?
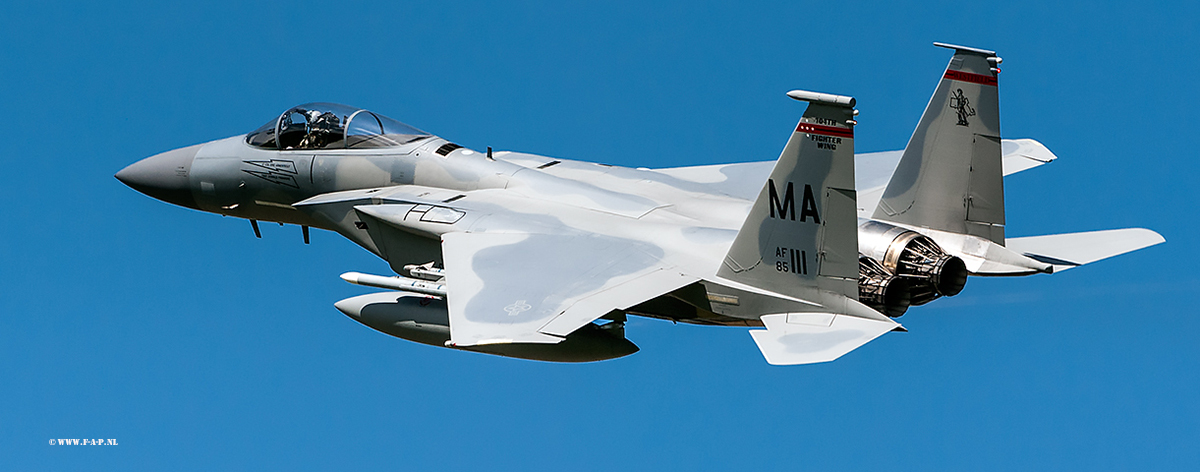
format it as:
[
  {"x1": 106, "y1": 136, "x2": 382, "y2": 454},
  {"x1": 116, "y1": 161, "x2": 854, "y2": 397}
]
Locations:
[{"x1": 246, "y1": 103, "x2": 430, "y2": 150}]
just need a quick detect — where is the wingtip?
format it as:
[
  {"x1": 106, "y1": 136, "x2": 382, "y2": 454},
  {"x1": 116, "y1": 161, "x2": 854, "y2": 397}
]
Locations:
[
  {"x1": 1121, "y1": 228, "x2": 1166, "y2": 246},
  {"x1": 1145, "y1": 229, "x2": 1167, "y2": 245}
]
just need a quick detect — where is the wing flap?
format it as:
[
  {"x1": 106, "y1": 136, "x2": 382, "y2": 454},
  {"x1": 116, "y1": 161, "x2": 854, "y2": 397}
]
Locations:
[
  {"x1": 1004, "y1": 228, "x2": 1165, "y2": 272},
  {"x1": 749, "y1": 313, "x2": 899, "y2": 365},
  {"x1": 538, "y1": 268, "x2": 696, "y2": 337}
]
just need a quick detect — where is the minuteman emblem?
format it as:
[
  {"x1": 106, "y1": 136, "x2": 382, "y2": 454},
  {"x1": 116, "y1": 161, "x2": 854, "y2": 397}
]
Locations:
[
  {"x1": 242, "y1": 159, "x2": 300, "y2": 188},
  {"x1": 504, "y1": 300, "x2": 532, "y2": 317},
  {"x1": 949, "y1": 88, "x2": 975, "y2": 126}
]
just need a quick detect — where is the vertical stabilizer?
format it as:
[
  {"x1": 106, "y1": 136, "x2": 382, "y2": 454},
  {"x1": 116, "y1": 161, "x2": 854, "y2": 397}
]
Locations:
[
  {"x1": 873, "y1": 43, "x2": 1006, "y2": 244},
  {"x1": 718, "y1": 90, "x2": 859, "y2": 300}
]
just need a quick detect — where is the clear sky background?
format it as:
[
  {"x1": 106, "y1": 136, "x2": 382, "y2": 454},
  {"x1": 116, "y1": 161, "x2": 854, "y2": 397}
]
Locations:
[{"x1": 2, "y1": 1, "x2": 1197, "y2": 470}]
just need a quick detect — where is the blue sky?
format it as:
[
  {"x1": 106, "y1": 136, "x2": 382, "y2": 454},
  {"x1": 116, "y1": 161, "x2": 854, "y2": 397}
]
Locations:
[{"x1": 3, "y1": 1, "x2": 1197, "y2": 470}]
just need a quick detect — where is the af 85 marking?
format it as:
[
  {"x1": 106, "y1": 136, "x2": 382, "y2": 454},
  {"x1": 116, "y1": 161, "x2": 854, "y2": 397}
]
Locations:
[{"x1": 774, "y1": 246, "x2": 809, "y2": 275}]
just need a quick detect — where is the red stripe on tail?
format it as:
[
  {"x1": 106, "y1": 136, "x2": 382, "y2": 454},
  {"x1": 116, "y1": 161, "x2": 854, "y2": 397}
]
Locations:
[
  {"x1": 795, "y1": 123, "x2": 854, "y2": 138},
  {"x1": 943, "y1": 69, "x2": 998, "y2": 86}
]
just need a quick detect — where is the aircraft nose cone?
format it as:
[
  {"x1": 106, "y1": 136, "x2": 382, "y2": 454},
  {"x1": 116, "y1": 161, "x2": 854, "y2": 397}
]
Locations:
[{"x1": 115, "y1": 143, "x2": 203, "y2": 209}]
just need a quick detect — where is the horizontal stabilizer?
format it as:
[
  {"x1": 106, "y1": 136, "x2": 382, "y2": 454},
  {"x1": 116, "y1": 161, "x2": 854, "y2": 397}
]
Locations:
[
  {"x1": 1001, "y1": 138, "x2": 1057, "y2": 175},
  {"x1": 1005, "y1": 228, "x2": 1165, "y2": 272},
  {"x1": 749, "y1": 312, "x2": 899, "y2": 365}
]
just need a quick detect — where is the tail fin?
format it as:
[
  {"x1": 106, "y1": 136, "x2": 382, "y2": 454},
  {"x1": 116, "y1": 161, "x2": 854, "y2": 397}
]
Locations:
[
  {"x1": 718, "y1": 90, "x2": 859, "y2": 299},
  {"x1": 873, "y1": 42, "x2": 1006, "y2": 244}
]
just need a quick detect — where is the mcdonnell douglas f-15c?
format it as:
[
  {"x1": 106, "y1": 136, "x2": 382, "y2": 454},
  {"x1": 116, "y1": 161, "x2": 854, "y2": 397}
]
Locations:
[{"x1": 116, "y1": 43, "x2": 1164, "y2": 365}]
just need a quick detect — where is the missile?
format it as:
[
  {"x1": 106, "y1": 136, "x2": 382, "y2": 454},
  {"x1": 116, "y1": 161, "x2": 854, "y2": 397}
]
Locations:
[{"x1": 340, "y1": 272, "x2": 447, "y2": 297}]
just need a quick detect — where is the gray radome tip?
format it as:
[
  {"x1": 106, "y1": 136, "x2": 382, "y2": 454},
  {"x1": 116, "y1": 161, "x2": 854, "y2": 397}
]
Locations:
[{"x1": 787, "y1": 90, "x2": 855, "y2": 108}]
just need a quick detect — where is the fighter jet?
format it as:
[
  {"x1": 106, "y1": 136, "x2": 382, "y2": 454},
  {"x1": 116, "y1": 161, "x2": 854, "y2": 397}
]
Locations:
[{"x1": 116, "y1": 43, "x2": 1163, "y2": 365}]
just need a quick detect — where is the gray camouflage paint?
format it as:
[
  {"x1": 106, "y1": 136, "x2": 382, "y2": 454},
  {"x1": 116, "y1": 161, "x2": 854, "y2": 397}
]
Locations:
[
  {"x1": 111, "y1": 84, "x2": 980, "y2": 359},
  {"x1": 118, "y1": 43, "x2": 1158, "y2": 363},
  {"x1": 718, "y1": 99, "x2": 859, "y2": 302},
  {"x1": 873, "y1": 45, "x2": 1007, "y2": 244},
  {"x1": 119, "y1": 100, "x2": 871, "y2": 353}
]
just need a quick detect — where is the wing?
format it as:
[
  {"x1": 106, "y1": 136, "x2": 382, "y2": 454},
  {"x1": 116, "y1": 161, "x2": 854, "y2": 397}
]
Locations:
[
  {"x1": 1005, "y1": 228, "x2": 1165, "y2": 272},
  {"x1": 648, "y1": 138, "x2": 1059, "y2": 214},
  {"x1": 441, "y1": 231, "x2": 697, "y2": 346},
  {"x1": 297, "y1": 185, "x2": 703, "y2": 347}
]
